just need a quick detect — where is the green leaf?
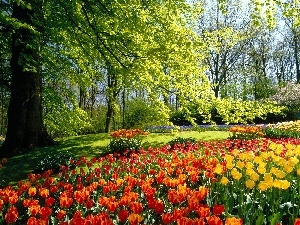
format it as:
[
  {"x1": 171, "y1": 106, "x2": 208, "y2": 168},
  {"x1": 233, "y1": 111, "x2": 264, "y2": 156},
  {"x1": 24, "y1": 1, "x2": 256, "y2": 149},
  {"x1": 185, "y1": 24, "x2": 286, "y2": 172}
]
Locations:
[
  {"x1": 256, "y1": 214, "x2": 265, "y2": 225},
  {"x1": 270, "y1": 213, "x2": 279, "y2": 225}
]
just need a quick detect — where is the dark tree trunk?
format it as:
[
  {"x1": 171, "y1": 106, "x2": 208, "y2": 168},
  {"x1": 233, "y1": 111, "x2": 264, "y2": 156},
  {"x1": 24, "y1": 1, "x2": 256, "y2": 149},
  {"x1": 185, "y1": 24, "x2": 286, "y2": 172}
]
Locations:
[
  {"x1": 0, "y1": 1, "x2": 54, "y2": 158},
  {"x1": 104, "y1": 66, "x2": 120, "y2": 133},
  {"x1": 105, "y1": 100, "x2": 114, "y2": 133}
]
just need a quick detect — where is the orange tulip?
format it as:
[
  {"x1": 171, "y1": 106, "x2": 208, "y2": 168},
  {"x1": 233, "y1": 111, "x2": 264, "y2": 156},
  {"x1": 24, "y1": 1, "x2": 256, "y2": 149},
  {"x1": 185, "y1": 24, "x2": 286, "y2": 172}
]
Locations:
[
  {"x1": 225, "y1": 217, "x2": 243, "y2": 225},
  {"x1": 128, "y1": 213, "x2": 143, "y2": 225}
]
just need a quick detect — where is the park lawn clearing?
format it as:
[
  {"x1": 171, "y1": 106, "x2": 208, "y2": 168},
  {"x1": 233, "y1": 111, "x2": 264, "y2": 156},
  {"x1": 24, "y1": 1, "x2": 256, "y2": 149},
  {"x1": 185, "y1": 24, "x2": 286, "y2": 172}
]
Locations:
[{"x1": 1, "y1": 130, "x2": 229, "y2": 186}]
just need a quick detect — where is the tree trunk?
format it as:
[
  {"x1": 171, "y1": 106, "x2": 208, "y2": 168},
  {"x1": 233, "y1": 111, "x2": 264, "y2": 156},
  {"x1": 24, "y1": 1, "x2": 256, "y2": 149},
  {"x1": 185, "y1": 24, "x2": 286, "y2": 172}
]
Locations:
[
  {"x1": 294, "y1": 35, "x2": 300, "y2": 83},
  {"x1": 0, "y1": 1, "x2": 54, "y2": 158},
  {"x1": 105, "y1": 100, "x2": 114, "y2": 133}
]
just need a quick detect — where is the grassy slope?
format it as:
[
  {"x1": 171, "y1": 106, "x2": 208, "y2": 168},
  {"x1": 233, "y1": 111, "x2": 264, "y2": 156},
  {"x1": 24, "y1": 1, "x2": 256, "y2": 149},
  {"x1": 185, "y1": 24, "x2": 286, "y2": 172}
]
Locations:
[{"x1": 1, "y1": 131, "x2": 229, "y2": 186}]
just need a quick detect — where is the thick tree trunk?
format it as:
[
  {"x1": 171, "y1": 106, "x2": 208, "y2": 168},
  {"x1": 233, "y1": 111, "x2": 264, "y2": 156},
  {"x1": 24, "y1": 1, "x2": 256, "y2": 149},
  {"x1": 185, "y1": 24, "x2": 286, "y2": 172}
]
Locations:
[{"x1": 0, "y1": 1, "x2": 54, "y2": 158}]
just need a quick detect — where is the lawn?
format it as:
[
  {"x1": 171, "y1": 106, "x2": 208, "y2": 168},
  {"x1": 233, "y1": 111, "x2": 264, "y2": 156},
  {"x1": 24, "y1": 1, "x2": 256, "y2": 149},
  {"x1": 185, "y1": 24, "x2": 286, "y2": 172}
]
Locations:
[{"x1": 1, "y1": 130, "x2": 230, "y2": 187}]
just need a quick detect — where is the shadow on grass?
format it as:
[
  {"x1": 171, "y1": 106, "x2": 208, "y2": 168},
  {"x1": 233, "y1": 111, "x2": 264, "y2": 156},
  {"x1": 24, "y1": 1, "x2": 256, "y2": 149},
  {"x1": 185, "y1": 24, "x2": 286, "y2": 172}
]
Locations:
[{"x1": 0, "y1": 133, "x2": 111, "y2": 186}]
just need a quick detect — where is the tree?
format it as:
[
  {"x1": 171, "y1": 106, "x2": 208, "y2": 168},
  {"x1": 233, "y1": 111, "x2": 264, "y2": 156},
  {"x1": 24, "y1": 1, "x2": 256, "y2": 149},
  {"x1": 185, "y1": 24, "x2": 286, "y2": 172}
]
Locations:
[
  {"x1": 0, "y1": 0, "x2": 210, "y2": 155},
  {"x1": 0, "y1": 1, "x2": 11, "y2": 136},
  {"x1": 56, "y1": 0, "x2": 209, "y2": 132},
  {"x1": 197, "y1": 0, "x2": 253, "y2": 98},
  {"x1": 0, "y1": 0, "x2": 297, "y2": 158},
  {"x1": 0, "y1": 1, "x2": 54, "y2": 158}
]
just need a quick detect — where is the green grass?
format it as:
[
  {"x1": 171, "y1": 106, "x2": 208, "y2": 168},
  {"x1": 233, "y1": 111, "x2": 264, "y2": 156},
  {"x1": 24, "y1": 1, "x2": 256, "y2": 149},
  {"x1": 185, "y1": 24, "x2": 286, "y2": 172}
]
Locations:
[{"x1": 0, "y1": 131, "x2": 229, "y2": 186}]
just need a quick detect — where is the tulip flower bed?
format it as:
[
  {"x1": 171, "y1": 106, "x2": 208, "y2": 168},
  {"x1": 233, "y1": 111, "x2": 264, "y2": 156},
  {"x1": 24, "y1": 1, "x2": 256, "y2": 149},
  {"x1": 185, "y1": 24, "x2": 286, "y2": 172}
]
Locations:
[
  {"x1": 229, "y1": 125, "x2": 265, "y2": 140},
  {"x1": 2, "y1": 138, "x2": 300, "y2": 224},
  {"x1": 270, "y1": 120, "x2": 300, "y2": 132},
  {"x1": 145, "y1": 125, "x2": 232, "y2": 133}
]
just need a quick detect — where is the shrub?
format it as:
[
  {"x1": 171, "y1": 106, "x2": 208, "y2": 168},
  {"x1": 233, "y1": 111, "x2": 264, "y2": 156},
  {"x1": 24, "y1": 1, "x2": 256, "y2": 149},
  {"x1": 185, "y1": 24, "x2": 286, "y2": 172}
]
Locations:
[
  {"x1": 107, "y1": 138, "x2": 142, "y2": 157},
  {"x1": 124, "y1": 98, "x2": 169, "y2": 129},
  {"x1": 34, "y1": 151, "x2": 74, "y2": 174},
  {"x1": 167, "y1": 137, "x2": 197, "y2": 150},
  {"x1": 107, "y1": 129, "x2": 149, "y2": 157}
]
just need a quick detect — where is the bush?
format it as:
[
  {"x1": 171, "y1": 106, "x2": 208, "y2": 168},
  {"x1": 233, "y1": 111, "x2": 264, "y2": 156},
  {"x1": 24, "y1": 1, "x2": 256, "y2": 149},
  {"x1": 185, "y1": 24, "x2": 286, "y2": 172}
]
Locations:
[
  {"x1": 167, "y1": 137, "x2": 197, "y2": 150},
  {"x1": 107, "y1": 129, "x2": 148, "y2": 157},
  {"x1": 34, "y1": 151, "x2": 74, "y2": 174},
  {"x1": 253, "y1": 107, "x2": 299, "y2": 124},
  {"x1": 107, "y1": 138, "x2": 142, "y2": 157},
  {"x1": 124, "y1": 98, "x2": 169, "y2": 129}
]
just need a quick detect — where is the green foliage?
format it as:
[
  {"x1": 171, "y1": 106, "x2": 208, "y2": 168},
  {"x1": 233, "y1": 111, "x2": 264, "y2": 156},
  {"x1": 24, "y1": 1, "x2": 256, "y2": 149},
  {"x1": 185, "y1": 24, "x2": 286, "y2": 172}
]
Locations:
[
  {"x1": 107, "y1": 138, "x2": 142, "y2": 157},
  {"x1": 0, "y1": 159, "x2": 8, "y2": 188},
  {"x1": 45, "y1": 0, "x2": 211, "y2": 130},
  {"x1": 263, "y1": 127, "x2": 300, "y2": 139},
  {"x1": 167, "y1": 137, "x2": 197, "y2": 150},
  {"x1": 170, "y1": 98, "x2": 284, "y2": 125},
  {"x1": 124, "y1": 98, "x2": 169, "y2": 129},
  {"x1": 89, "y1": 106, "x2": 109, "y2": 133},
  {"x1": 214, "y1": 98, "x2": 284, "y2": 124},
  {"x1": 35, "y1": 151, "x2": 74, "y2": 174},
  {"x1": 43, "y1": 87, "x2": 93, "y2": 138},
  {"x1": 0, "y1": 176, "x2": 8, "y2": 188}
]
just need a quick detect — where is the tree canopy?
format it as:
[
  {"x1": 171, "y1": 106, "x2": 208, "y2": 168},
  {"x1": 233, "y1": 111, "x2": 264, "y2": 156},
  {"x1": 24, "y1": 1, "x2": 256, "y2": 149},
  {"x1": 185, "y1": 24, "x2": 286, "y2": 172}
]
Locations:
[{"x1": 0, "y1": 0, "x2": 299, "y2": 156}]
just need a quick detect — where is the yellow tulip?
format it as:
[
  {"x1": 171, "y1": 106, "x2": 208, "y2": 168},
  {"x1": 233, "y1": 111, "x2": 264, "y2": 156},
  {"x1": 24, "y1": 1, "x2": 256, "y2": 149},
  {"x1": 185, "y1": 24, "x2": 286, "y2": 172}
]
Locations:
[
  {"x1": 281, "y1": 180, "x2": 290, "y2": 189},
  {"x1": 275, "y1": 145, "x2": 284, "y2": 155},
  {"x1": 283, "y1": 165, "x2": 293, "y2": 173},
  {"x1": 245, "y1": 179, "x2": 255, "y2": 189},
  {"x1": 226, "y1": 162, "x2": 234, "y2": 170},
  {"x1": 274, "y1": 170, "x2": 286, "y2": 179},
  {"x1": 254, "y1": 156, "x2": 261, "y2": 164},
  {"x1": 220, "y1": 176, "x2": 229, "y2": 185},
  {"x1": 278, "y1": 158, "x2": 287, "y2": 167},
  {"x1": 236, "y1": 161, "x2": 245, "y2": 169},
  {"x1": 257, "y1": 166, "x2": 266, "y2": 174},
  {"x1": 286, "y1": 143, "x2": 294, "y2": 151},
  {"x1": 214, "y1": 164, "x2": 223, "y2": 174},
  {"x1": 263, "y1": 173, "x2": 273, "y2": 183},
  {"x1": 231, "y1": 149, "x2": 240, "y2": 157},
  {"x1": 273, "y1": 179, "x2": 290, "y2": 189},
  {"x1": 288, "y1": 157, "x2": 299, "y2": 167},
  {"x1": 258, "y1": 181, "x2": 269, "y2": 191},
  {"x1": 246, "y1": 168, "x2": 255, "y2": 176},
  {"x1": 232, "y1": 171, "x2": 242, "y2": 180},
  {"x1": 245, "y1": 162, "x2": 254, "y2": 169},
  {"x1": 250, "y1": 172, "x2": 260, "y2": 181},
  {"x1": 294, "y1": 145, "x2": 300, "y2": 155}
]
